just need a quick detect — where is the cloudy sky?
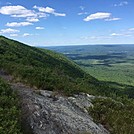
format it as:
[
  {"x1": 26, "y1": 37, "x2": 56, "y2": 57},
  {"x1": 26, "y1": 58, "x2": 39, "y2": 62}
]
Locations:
[{"x1": 0, "y1": 0, "x2": 134, "y2": 46}]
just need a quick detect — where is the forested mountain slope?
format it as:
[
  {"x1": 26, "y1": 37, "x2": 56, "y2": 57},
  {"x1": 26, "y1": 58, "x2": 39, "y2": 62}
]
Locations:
[
  {"x1": 0, "y1": 36, "x2": 97, "y2": 95},
  {"x1": 1, "y1": 36, "x2": 134, "y2": 97},
  {"x1": 0, "y1": 36, "x2": 134, "y2": 134}
]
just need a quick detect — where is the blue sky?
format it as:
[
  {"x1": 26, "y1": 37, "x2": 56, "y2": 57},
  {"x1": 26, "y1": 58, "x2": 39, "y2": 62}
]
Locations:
[{"x1": 0, "y1": 0, "x2": 134, "y2": 46}]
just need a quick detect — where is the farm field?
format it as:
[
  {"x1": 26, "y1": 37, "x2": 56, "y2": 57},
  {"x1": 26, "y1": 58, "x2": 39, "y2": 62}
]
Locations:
[{"x1": 46, "y1": 45, "x2": 134, "y2": 86}]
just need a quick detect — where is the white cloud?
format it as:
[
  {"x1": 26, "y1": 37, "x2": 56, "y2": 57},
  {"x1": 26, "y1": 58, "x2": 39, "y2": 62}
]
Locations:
[
  {"x1": 0, "y1": 5, "x2": 36, "y2": 17},
  {"x1": 35, "y1": 27, "x2": 44, "y2": 30},
  {"x1": 78, "y1": 6, "x2": 88, "y2": 16},
  {"x1": 0, "y1": 5, "x2": 48, "y2": 23},
  {"x1": 105, "y1": 17, "x2": 121, "y2": 21},
  {"x1": 84, "y1": 12, "x2": 111, "y2": 21},
  {"x1": 0, "y1": 28, "x2": 19, "y2": 33},
  {"x1": 10, "y1": 34, "x2": 18, "y2": 37},
  {"x1": 110, "y1": 33, "x2": 122, "y2": 36},
  {"x1": 129, "y1": 28, "x2": 134, "y2": 31},
  {"x1": 53, "y1": 12, "x2": 66, "y2": 16},
  {"x1": 12, "y1": 14, "x2": 34, "y2": 18},
  {"x1": 114, "y1": 1, "x2": 128, "y2": 7},
  {"x1": 26, "y1": 17, "x2": 39, "y2": 22},
  {"x1": 23, "y1": 33, "x2": 31, "y2": 37},
  {"x1": 6, "y1": 22, "x2": 33, "y2": 27},
  {"x1": 33, "y1": 5, "x2": 66, "y2": 17},
  {"x1": 84, "y1": 12, "x2": 120, "y2": 22},
  {"x1": 36, "y1": 12, "x2": 49, "y2": 18},
  {"x1": 110, "y1": 28, "x2": 134, "y2": 37},
  {"x1": 79, "y1": 6, "x2": 85, "y2": 11},
  {"x1": 81, "y1": 35, "x2": 112, "y2": 40},
  {"x1": 34, "y1": 6, "x2": 54, "y2": 13},
  {"x1": 78, "y1": 12, "x2": 88, "y2": 15}
]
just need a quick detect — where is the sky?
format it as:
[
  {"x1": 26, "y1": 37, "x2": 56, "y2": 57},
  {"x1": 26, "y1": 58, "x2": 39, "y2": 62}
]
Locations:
[{"x1": 0, "y1": 0, "x2": 134, "y2": 46}]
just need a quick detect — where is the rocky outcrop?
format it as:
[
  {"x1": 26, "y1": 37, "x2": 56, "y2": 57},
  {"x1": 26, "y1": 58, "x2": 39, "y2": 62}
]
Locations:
[
  {"x1": 0, "y1": 71, "x2": 109, "y2": 134},
  {"x1": 17, "y1": 87, "x2": 109, "y2": 134}
]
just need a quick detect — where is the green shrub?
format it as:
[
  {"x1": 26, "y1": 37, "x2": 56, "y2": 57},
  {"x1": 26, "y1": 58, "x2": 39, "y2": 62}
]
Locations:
[
  {"x1": 0, "y1": 78, "x2": 22, "y2": 134},
  {"x1": 88, "y1": 98, "x2": 134, "y2": 134}
]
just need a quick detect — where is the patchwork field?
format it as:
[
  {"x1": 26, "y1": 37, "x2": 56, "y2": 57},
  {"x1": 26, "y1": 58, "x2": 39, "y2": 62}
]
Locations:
[{"x1": 46, "y1": 45, "x2": 134, "y2": 86}]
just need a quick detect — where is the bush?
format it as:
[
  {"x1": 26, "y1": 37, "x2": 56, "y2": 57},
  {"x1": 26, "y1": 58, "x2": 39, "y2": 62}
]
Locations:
[
  {"x1": 88, "y1": 98, "x2": 134, "y2": 134},
  {"x1": 0, "y1": 78, "x2": 22, "y2": 134}
]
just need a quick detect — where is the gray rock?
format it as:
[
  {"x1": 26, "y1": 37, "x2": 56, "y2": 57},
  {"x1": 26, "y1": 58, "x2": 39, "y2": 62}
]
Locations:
[
  {"x1": 18, "y1": 89, "x2": 109, "y2": 134},
  {"x1": 0, "y1": 71, "x2": 109, "y2": 134}
]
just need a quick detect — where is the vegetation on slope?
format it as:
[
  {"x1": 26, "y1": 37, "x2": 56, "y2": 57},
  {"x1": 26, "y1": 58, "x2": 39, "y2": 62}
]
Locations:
[
  {"x1": 49, "y1": 45, "x2": 134, "y2": 86},
  {"x1": 0, "y1": 36, "x2": 134, "y2": 97},
  {"x1": 88, "y1": 97, "x2": 134, "y2": 134},
  {"x1": 0, "y1": 36, "x2": 97, "y2": 95},
  {"x1": 0, "y1": 77, "x2": 22, "y2": 134},
  {"x1": 0, "y1": 36, "x2": 134, "y2": 134}
]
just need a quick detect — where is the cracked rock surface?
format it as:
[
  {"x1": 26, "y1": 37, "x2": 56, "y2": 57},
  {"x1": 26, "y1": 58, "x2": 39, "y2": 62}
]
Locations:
[
  {"x1": 16, "y1": 87, "x2": 109, "y2": 134},
  {"x1": 0, "y1": 71, "x2": 109, "y2": 134}
]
